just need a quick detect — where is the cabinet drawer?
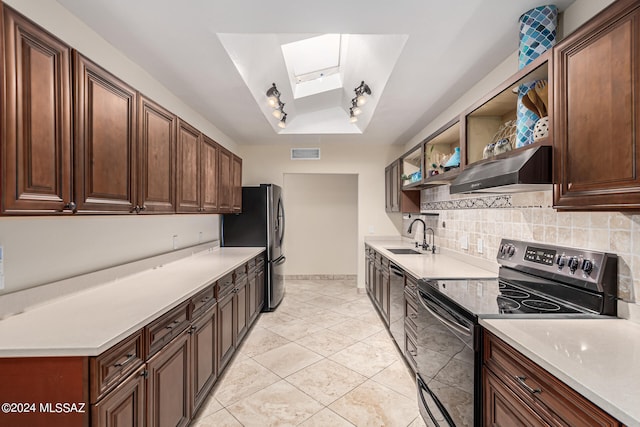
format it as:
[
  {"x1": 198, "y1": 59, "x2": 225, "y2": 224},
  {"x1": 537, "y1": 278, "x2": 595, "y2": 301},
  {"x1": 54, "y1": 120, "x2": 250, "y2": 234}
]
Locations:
[
  {"x1": 191, "y1": 284, "x2": 216, "y2": 319},
  {"x1": 247, "y1": 258, "x2": 256, "y2": 274},
  {"x1": 145, "y1": 301, "x2": 190, "y2": 358},
  {"x1": 484, "y1": 332, "x2": 620, "y2": 427},
  {"x1": 90, "y1": 329, "x2": 144, "y2": 403},
  {"x1": 217, "y1": 272, "x2": 235, "y2": 299},
  {"x1": 235, "y1": 265, "x2": 247, "y2": 281}
]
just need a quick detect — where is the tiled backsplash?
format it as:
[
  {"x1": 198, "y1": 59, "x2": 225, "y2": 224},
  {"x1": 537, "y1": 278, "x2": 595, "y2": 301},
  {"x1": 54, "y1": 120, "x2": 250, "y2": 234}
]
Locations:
[{"x1": 410, "y1": 187, "x2": 639, "y2": 303}]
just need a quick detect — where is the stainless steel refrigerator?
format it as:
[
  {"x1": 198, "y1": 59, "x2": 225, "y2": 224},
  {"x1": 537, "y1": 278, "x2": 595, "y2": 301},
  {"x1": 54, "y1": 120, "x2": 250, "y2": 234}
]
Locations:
[{"x1": 221, "y1": 184, "x2": 285, "y2": 311}]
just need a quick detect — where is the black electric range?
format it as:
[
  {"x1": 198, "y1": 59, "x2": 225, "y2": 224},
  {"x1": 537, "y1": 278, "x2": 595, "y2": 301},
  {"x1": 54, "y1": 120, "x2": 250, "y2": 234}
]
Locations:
[{"x1": 414, "y1": 239, "x2": 618, "y2": 427}]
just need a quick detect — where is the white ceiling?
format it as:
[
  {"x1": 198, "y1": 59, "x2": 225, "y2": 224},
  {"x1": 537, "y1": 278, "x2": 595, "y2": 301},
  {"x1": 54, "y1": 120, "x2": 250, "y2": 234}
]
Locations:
[{"x1": 55, "y1": 0, "x2": 575, "y2": 146}]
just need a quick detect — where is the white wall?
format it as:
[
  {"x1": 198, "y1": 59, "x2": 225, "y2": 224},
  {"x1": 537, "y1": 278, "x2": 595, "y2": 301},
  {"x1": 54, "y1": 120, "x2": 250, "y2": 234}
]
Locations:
[
  {"x1": 240, "y1": 143, "x2": 404, "y2": 288},
  {"x1": 0, "y1": 215, "x2": 218, "y2": 294},
  {"x1": 283, "y1": 174, "x2": 358, "y2": 276},
  {"x1": 0, "y1": 1, "x2": 233, "y2": 296}
]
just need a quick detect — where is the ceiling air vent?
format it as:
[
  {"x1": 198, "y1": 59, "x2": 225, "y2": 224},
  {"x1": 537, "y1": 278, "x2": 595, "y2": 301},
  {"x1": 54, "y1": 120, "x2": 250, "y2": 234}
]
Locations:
[{"x1": 291, "y1": 148, "x2": 320, "y2": 160}]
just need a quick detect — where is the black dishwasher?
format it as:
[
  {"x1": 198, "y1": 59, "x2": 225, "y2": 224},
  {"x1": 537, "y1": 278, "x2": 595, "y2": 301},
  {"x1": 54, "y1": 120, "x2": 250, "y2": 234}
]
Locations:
[{"x1": 389, "y1": 262, "x2": 405, "y2": 348}]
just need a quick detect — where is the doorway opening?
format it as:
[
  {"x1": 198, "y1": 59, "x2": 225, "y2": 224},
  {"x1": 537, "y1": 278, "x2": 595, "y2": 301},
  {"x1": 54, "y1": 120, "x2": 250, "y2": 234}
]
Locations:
[{"x1": 282, "y1": 173, "x2": 358, "y2": 279}]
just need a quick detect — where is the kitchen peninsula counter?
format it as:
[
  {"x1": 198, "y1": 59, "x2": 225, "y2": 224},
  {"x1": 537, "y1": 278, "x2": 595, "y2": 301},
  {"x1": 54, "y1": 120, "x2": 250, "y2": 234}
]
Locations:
[{"x1": 0, "y1": 246, "x2": 264, "y2": 357}]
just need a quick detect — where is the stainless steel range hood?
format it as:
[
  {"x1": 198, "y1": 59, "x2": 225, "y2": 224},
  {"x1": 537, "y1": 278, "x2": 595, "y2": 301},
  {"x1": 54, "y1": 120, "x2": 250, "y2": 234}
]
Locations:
[{"x1": 449, "y1": 145, "x2": 552, "y2": 194}]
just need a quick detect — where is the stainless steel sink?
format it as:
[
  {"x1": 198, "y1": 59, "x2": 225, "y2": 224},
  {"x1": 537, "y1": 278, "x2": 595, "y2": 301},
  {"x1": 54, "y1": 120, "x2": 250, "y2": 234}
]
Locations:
[{"x1": 385, "y1": 248, "x2": 422, "y2": 255}]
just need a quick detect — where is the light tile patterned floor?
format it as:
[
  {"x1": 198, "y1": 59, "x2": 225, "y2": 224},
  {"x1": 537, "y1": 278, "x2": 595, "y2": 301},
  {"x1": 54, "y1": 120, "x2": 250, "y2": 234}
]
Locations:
[{"x1": 192, "y1": 279, "x2": 427, "y2": 427}]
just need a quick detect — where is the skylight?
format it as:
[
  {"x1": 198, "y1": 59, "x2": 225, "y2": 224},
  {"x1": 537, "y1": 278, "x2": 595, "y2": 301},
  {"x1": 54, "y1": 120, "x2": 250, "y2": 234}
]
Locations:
[{"x1": 281, "y1": 34, "x2": 343, "y2": 99}]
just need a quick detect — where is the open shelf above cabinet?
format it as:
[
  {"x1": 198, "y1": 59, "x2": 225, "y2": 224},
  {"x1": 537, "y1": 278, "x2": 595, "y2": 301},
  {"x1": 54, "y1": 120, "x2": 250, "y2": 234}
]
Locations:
[
  {"x1": 464, "y1": 51, "x2": 551, "y2": 166},
  {"x1": 401, "y1": 145, "x2": 423, "y2": 189},
  {"x1": 423, "y1": 119, "x2": 461, "y2": 186}
]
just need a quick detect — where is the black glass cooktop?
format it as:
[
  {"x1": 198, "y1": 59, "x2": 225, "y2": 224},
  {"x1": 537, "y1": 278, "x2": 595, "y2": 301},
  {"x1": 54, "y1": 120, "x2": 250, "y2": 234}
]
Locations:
[
  {"x1": 419, "y1": 266, "x2": 604, "y2": 318},
  {"x1": 496, "y1": 281, "x2": 584, "y2": 314}
]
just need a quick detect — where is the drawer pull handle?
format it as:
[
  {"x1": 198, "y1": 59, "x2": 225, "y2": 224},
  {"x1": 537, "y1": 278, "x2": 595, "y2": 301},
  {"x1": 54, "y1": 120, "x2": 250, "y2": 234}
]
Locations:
[
  {"x1": 408, "y1": 350, "x2": 417, "y2": 357},
  {"x1": 516, "y1": 376, "x2": 541, "y2": 394},
  {"x1": 188, "y1": 325, "x2": 197, "y2": 335},
  {"x1": 409, "y1": 313, "x2": 417, "y2": 319},
  {"x1": 114, "y1": 353, "x2": 135, "y2": 368}
]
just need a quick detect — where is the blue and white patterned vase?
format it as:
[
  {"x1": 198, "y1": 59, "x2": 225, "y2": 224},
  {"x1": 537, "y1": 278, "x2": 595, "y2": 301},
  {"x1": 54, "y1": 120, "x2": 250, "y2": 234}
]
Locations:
[
  {"x1": 516, "y1": 5, "x2": 557, "y2": 147},
  {"x1": 518, "y1": 5, "x2": 558, "y2": 69},
  {"x1": 516, "y1": 82, "x2": 539, "y2": 148}
]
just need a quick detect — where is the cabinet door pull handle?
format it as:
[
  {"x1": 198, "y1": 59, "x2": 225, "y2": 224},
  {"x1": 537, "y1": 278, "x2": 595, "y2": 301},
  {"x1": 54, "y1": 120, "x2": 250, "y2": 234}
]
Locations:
[
  {"x1": 140, "y1": 369, "x2": 148, "y2": 379},
  {"x1": 188, "y1": 325, "x2": 197, "y2": 334},
  {"x1": 515, "y1": 376, "x2": 541, "y2": 394},
  {"x1": 63, "y1": 202, "x2": 77, "y2": 212},
  {"x1": 114, "y1": 353, "x2": 135, "y2": 368},
  {"x1": 408, "y1": 350, "x2": 417, "y2": 356}
]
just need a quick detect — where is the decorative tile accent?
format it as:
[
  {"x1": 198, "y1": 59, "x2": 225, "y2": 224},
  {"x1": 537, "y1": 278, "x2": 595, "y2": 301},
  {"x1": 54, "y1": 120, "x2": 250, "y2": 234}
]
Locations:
[{"x1": 421, "y1": 194, "x2": 513, "y2": 211}]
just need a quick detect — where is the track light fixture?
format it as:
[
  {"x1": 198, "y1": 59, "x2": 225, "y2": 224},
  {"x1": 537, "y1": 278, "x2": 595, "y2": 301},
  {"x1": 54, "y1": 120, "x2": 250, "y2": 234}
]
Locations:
[
  {"x1": 348, "y1": 81, "x2": 371, "y2": 123},
  {"x1": 266, "y1": 83, "x2": 287, "y2": 129}
]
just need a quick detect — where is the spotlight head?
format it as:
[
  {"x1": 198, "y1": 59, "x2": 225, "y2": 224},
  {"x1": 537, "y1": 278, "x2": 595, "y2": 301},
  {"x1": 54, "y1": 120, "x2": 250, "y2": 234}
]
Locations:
[
  {"x1": 272, "y1": 109, "x2": 283, "y2": 119},
  {"x1": 278, "y1": 114, "x2": 287, "y2": 129},
  {"x1": 356, "y1": 95, "x2": 367, "y2": 106},
  {"x1": 349, "y1": 109, "x2": 358, "y2": 123},
  {"x1": 266, "y1": 83, "x2": 281, "y2": 107}
]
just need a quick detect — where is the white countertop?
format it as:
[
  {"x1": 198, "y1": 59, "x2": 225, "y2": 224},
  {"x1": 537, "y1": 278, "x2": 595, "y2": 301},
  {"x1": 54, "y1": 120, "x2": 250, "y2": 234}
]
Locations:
[
  {"x1": 481, "y1": 318, "x2": 640, "y2": 426},
  {"x1": 365, "y1": 238, "x2": 498, "y2": 280},
  {"x1": 0, "y1": 246, "x2": 264, "y2": 357}
]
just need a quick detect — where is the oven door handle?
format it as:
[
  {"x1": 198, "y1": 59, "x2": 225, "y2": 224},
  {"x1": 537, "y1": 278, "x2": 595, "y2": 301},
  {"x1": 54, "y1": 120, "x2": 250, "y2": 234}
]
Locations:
[{"x1": 418, "y1": 291, "x2": 472, "y2": 337}]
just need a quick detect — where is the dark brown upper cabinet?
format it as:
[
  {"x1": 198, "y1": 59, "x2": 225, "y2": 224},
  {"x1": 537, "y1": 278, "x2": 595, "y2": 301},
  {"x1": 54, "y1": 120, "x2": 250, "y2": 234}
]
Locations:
[
  {"x1": 554, "y1": 0, "x2": 640, "y2": 210},
  {"x1": 73, "y1": 52, "x2": 137, "y2": 213},
  {"x1": 201, "y1": 135, "x2": 219, "y2": 213},
  {"x1": 232, "y1": 155, "x2": 242, "y2": 213},
  {"x1": 2, "y1": 6, "x2": 73, "y2": 214},
  {"x1": 176, "y1": 119, "x2": 201, "y2": 213},
  {"x1": 217, "y1": 147, "x2": 233, "y2": 213},
  {"x1": 138, "y1": 95, "x2": 176, "y2": 213}
]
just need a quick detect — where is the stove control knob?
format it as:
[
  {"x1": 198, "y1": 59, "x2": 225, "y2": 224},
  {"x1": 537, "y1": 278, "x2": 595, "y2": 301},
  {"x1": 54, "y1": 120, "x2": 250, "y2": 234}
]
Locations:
[
  {"x1": 499, "y1": 244, "x2": 506, "y2": 255},
  {"x1": 507, "y1": 245, "x2": 516, "y2": 257},
  {"x1": 555, "y1": 254, "x2": 566, "y2": 268},
  {"x1": 581, "y1": 259, "x2": 594, "y2": 275},
  {"x1": 568, "y1": 256, "x2": 580, "y2": 274}
]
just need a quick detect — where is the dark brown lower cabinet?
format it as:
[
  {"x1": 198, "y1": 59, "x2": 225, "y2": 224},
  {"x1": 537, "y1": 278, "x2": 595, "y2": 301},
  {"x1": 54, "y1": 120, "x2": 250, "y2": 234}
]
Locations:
[
  {"x1": 190, "y1": 305, "x2": 217, "y2": 414},
  {"x1": 483, "y1": 368, "x2": 547, "y2": 427},
  {"x1": 236, "y1": 281, "x2": 248, "y2": 343},
  {"x1": 92, "y1": 367, "x2": 146, "y2": 427},
  {"x1": 146, "y1": 332, "x2": 191, "y2": 427},
  {"x1": 256, "y1": 258, "x2": 265, "y2": 313},
  {"x1": 483, "y1": 331, "x2": 621, "y2": 427},
  {"x1": 247, "y1": 265, "x2": 258, "y2": 326},
  {"x1": 217, "y1": 291, "x2": 237, "y2": 372},
  {"x1": 373, "y1": 254, "x2": 390, "y2": 326}
]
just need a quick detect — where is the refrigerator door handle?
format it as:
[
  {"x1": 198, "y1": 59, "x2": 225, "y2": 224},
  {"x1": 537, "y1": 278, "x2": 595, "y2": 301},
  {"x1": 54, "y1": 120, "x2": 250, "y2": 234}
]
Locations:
[
  {"x1": 276, "y1": 197, "x2": 285, "y2": 246},
  {"x1": 273, "y1": 255, "x2": 286, "y2": 265}
]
